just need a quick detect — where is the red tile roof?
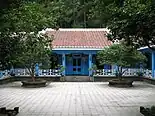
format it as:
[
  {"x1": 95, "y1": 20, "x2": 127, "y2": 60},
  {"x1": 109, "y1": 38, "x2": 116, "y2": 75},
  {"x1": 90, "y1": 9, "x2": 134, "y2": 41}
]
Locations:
[{"x1": 46, "y1": 28, "x2": 112, "y2": 49}]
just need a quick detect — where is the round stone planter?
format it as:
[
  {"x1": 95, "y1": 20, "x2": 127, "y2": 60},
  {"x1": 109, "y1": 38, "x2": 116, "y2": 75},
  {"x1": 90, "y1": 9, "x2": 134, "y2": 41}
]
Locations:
[
  {"x1": 108, "y1": 79, "x2": 133, "y2": 87},
  {"x1": 21, "y1": 79, "x2": 47, "y2": 88}
]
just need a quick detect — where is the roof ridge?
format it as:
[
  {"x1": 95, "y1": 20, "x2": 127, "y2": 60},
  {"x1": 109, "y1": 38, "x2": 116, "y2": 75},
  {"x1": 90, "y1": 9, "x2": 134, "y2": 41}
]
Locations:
[{"x1": 44, "y1": 28, "x2": 110, "y2": 32}]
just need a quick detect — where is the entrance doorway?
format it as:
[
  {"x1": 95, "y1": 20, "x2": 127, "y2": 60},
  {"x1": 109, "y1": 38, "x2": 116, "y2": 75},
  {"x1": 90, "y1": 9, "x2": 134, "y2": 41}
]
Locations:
[
  {"x1": 65, "y1": 54, "x2": 89, "y2": 76},
  {"x1": 73, "y1": 58, "x2": 81, "y2": 75}
]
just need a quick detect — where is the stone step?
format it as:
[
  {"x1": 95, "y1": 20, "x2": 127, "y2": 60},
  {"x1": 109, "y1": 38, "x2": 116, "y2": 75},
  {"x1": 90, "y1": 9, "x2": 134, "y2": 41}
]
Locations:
[{"x1": 65, "y1": 76, "x2": 90, "y2": 82}]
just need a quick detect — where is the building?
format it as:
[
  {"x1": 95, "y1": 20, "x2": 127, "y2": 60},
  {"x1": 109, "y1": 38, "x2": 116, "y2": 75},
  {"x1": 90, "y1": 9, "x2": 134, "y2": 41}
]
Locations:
[
  {"x1": 1, "y1": 28, "x2": 154, "y2": 79},
  {"x1": 46, "y1": 28, "x2": 112, "y2": 76}
]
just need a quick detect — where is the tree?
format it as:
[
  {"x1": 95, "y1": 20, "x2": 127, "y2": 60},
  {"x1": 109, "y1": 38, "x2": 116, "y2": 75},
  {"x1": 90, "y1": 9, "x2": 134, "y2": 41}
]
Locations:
[
  {"x1": 0, "y1": 1, "x2": 57, "y2": 70},
  {"x1": 97, "y1": 44, "x2": 146, "y2": 80},
  {"x1": 106, "y1": 0, "x2": 155, "y2": 49},
  {"x1": 0, "y1": 1, "x2": 57, "y2": 33},
  {"x1": 15, "y1": 32, "x2": 52, "y2": 81},
  {"x1": 89, "y1": 0, "x2": 155, "y2": 49},
  {"x1": 88, "y1": 0, "x2": 122, "y2": 27}
]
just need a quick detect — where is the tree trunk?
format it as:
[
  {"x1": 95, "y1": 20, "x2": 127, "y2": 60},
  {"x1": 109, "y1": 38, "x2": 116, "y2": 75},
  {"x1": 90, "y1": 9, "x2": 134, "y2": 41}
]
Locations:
[
  {"x1": 117, "y1": 66, "x2": 122, "y2": 81},
  {"x1": 31, "y1": 68, "x2": 35, "y2": 82},
  {"x1": 119, "y1": 67, "x2": 123, "y2": 80}
]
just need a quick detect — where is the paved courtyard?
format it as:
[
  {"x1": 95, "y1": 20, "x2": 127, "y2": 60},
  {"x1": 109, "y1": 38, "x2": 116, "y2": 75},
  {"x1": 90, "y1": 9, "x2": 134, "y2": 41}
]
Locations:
[{"x1": 0, "y1": 81, "x2": 155, "y2": 116}]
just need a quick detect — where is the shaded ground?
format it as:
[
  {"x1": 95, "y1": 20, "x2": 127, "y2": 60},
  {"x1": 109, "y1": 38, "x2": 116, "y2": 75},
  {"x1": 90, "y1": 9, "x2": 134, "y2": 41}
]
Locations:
[{"x1": 0, "y1": 81, "x2": 155, "y2": 116}]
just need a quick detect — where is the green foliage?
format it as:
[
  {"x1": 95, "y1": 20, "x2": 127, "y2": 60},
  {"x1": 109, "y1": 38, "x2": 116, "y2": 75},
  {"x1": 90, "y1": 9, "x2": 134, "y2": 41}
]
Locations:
[
  {"x1": 58, "y1": 65, "x2": 65, "y2": 73},
  {"x1": 107, "y1": 0, "x2": 155, "y2": 47},
  {"x1": 1, "y1": 1, "x2": 57, "y2": 32}
]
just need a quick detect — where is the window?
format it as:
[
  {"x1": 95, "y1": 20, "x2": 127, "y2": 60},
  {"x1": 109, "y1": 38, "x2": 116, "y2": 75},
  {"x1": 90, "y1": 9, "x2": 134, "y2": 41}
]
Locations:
[
  {"x1": 73, "y1": 59, "x2": 76, "y2": 66},
  {"x1": 77, "y1": 59, "x2": 81, "y2": 66}
]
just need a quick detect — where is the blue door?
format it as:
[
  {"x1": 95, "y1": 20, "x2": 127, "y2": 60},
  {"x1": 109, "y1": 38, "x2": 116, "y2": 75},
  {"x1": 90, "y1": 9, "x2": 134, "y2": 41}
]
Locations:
[
  {"x1": 65, "y1": 54, "x2": 89, "y2": 76},
  {"x1": 73, "y1": 58, "x2": 81, "y2": 75}
]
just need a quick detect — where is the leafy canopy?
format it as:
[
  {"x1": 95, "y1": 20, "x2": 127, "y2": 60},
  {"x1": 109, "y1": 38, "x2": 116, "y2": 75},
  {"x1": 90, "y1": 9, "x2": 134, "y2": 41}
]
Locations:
[
  {"x1": 97, "y1": 44, "x2": 146, "y2": 68},
  {"x1": 0, "y1": 1, "x2": 57, "y2": 33},
  {"x1": 107, "y1": 0, "x2": 155, "y2": 49},
  {"x1": 15, "y1": 32, "x2": 52, "y2": 79}
]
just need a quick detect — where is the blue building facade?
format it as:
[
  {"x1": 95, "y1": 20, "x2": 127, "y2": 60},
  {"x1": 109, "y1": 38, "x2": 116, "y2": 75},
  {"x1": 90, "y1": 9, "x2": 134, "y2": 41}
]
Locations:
[
  {"x1": 52, "y1": 49, "x2": 100, "y2": 76},
  {"x1": 47, "y1": 28, "x2": 112, "y2": 76}
]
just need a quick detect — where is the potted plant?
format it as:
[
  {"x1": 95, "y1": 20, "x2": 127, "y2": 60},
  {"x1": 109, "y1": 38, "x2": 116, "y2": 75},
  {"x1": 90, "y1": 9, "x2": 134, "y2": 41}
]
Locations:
[
  {"x1": 97, "y1": 44, "x2": 146, "y2": 87},
  {"x1": 15, "y1": 32, "x2": 53, "y2": 87},
  {"x1": 57, "y1": 65, "x2": 65, "y2": 76},
  {"x1": 57, "y1": 65, "x2": 65, "y2": 81},
  {"x1": 88, "y1": 64, "x2": 97, "y2": 76},
  {"x1": 140, "y1": 106, "x2": 155, "y2": 116}
]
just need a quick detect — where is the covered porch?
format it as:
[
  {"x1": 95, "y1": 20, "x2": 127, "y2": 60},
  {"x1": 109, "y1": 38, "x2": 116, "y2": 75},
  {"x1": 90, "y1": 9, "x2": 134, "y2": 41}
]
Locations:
[
  {"x1": 138, "y1": 46, "x2": 155, "y2": 79},
  {"x1": 53, "y1": 49, "x2": 99, "y2": 76}
]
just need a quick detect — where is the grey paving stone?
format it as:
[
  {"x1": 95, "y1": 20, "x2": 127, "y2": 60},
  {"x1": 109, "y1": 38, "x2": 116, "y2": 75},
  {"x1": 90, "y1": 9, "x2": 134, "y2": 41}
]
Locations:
[{"x1": 0, "y1": 81, "x2": 155, "y2": 116}]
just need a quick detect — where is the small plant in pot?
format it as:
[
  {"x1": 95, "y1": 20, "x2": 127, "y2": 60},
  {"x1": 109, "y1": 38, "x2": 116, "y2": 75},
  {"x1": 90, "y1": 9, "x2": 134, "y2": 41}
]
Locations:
[
  {"x1": 58, "y1": 65, "x2": 65, "y2": 76},
  {"x1": 97, "y1": 44, "x2": 146, "y2": 87},
  {"x1": 88, "y1": 64, "x2": 97, "y2": 76},
  {"x1": 15, "y1": 32, "x2": 53, "y2": 87},
  {"x1": 57, "y1": 65, "x2": 65, "y2": 81}
]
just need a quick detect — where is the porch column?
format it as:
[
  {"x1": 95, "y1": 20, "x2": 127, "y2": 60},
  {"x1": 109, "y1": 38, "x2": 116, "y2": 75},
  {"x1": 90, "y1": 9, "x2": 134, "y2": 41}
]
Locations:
[
  {"x1": 35, "y1": 63, "x2": 39, "y2": 76},
  {"x1": 89, "y1": 54, "x2": 92, "y2": 76},
  {"x1": 152, "y1": 52, "x2": 155, "y2": 78},
  {"x1": 62, "y1": 54, "x2": 66, "y2": 76}
]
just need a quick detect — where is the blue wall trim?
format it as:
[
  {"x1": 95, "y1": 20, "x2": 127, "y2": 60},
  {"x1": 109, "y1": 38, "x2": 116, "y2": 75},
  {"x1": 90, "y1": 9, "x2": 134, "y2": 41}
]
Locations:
[{"x1": 53, "y1": 50, "x2": 99, "y2": 54}]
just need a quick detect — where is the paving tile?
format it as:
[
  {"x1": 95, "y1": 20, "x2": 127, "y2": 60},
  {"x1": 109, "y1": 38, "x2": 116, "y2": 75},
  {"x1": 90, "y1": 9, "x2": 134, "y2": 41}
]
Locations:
[{"x1": 0, "y1": 81, "x2": 155, "y2": 116}]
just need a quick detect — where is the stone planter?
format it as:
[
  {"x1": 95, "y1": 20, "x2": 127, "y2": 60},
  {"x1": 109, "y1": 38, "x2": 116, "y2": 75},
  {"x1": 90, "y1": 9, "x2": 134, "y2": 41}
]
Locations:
[
  {"x1": 108, "y1": 79, "x2": 133, "y2": 87},
  {"x1": 140, "y1": 106, "x2": 155, "y2": 116},
  {"x1": 21, "y1": 79, "x2": 47, "y2": 88}
]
